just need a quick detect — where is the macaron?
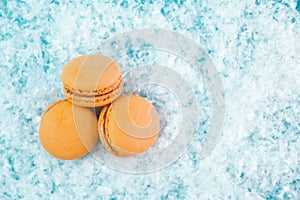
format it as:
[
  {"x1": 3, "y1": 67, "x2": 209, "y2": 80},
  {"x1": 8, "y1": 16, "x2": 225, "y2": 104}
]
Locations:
[
  {"x1": 98, "y1": 94, "x2": 160, "y2": 157},
  {"x1": 39, "y1": 100, "x2": 98, "y2": 160},
  {"x1": 61, "y1": 54, "x2": 123, "y2": 107}
]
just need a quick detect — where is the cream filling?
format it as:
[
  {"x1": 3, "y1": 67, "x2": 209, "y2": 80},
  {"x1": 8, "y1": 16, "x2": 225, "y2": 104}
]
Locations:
[
  {"x1": 63, "y1": 77, "x2": 123, "y2": 97},
  {"x1": 64, "y1": 79, "x2": 123, "y2": 98}
]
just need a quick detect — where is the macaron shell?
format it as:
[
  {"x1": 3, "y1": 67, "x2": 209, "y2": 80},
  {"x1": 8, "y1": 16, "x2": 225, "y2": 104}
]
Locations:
[
  {"x1": 39, "y1": 100, "x2": 98, "y2": 160},
  {"x1": 61, "y1": 54, "x2": 122, "y2": 92},
  {"x1": 111, "y1": 94, "x2": 160, "y2": 138},
  {"x1": 109, "y1": 140, "x2": 144, "y2": 157}
]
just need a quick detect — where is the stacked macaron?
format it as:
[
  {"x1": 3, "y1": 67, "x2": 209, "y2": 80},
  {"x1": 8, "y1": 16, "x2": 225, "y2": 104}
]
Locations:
[
  {"x1": 39, "y1": 54, "x2": 160, "y2": 160},
  {"x1": 61, "y1": 55, "x2": 123, "y2": 107}
]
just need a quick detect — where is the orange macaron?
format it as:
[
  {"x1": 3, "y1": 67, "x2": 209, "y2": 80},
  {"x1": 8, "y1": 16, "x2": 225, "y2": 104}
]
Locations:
[
  {"x1": 39, "y1": 100, "x2": 99, "y2": 160},
  {"x1": 61, "y1": 54, "x2": 123, "y2": 107},
  {"x1": 98, "y1": 94, "x2": 160, "y2": 157}
]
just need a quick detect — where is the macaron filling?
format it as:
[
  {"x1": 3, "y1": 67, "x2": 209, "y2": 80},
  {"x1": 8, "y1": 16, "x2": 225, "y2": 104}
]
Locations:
[
  {"x1": 63, "y1": 78, "x2": 123, "y2": 98},
  {"x1": 63, "y1": 76, "x2": 123, "y2": 96},
  {"x1": 63, "y1": 79, "x2": 123, "y2": 105}
]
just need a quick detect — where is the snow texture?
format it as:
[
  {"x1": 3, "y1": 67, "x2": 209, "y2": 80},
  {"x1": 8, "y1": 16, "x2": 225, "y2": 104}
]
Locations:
[{"x1": 0, "y1": 0, "x2": 299, "y2": 199}]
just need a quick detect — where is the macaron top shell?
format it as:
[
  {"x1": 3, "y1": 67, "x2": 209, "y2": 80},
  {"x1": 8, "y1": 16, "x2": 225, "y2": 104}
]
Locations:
[
  {"x1": 111, "y1": 94, "x2": 160, "y2": 139},
  {"x1": 61, "y1": 54, "x2": 122, "y2": 92},
  {"x1": 39, "y1": 100, "x2": 98, "y2": 160}
]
